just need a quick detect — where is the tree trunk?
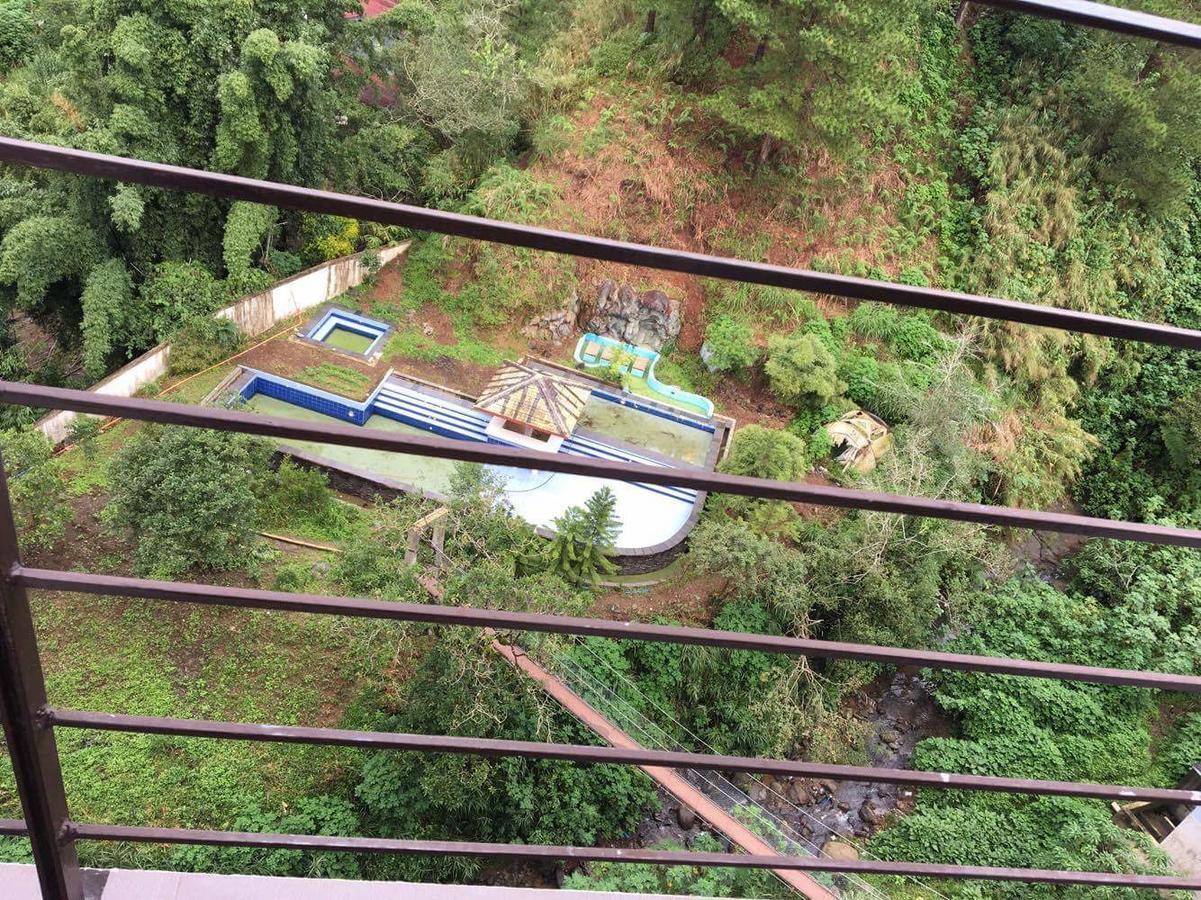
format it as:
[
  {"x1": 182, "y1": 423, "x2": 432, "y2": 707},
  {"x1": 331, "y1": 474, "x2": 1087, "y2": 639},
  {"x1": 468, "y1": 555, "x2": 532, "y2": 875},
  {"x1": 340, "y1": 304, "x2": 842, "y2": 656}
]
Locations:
[
  {"x1": 955, "y1": 1, "x2": 972, "y2": 27},
  {"x1": 757, "y1": 134, "x2": 774, "y2": 167},
  {"x1": 644, "y1": 9, "x2": 657, "y2": 34},
  {"x1": 690, "y1": 0, "x2": 711, "y2": 44}
]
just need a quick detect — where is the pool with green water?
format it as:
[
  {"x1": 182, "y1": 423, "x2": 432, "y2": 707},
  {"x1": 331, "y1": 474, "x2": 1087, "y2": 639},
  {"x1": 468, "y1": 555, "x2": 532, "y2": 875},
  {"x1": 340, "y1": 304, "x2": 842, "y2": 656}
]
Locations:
[
  {"x1": 577, "y1": 395, "x2": 712, "y2": 466},
  {"x1": 321, "y1": 325, "x2": 376, "y2": 354},
  {"x1": 245, "y1": 394, "x2": 456, "y2": 493}
]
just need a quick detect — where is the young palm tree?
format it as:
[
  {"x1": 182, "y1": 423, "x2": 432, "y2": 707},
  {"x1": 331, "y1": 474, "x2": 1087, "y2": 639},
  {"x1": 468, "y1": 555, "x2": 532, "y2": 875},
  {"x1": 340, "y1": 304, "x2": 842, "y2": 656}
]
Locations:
[{"x1": 547, "y1": 487, "x2": 621, "y2": 586}]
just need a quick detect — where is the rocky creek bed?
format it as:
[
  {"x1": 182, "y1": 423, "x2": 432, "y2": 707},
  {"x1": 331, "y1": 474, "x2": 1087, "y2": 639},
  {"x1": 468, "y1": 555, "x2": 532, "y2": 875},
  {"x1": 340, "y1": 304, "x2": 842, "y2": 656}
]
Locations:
[{"x1": 627, "y1": 671, "x2": 951, "y2": 863}]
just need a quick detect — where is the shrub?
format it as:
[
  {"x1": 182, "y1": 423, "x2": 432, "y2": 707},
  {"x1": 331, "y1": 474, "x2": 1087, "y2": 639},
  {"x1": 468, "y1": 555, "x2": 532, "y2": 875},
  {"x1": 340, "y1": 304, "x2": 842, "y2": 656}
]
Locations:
[
  {"x1": 106, "y1": 425, "x2": 272, "y2": 577},
  {"x1": 300, "y1": 214, "x2": 360, "y2": 264},
  {"x1": 848, "y1": 302, "x2": 901, "y2": 342},
  {"x1": 703, "y1": 315, "x2": 759, "y2": 373},
  {"x1": 67, "y1": 416, "x2": 102, "y2": 461},
  {"x1": 167, "y1": 317, "x2": 243, "y2": 376},
  {"x1": 355, "y1": 635, "x2": 655, "y2": 882},
  {"x1": 764, "y1": 332, "x2": 844, "y2": 409},
  {"x1": 141, "y1": 261, "x2": 228, "y2": 343},
  {"x1": 721, "y1": 424, "x2": 807, "y2": 482},
  {"x1": 266, "y1": 250, "x2": 304, "y2": 279},
  {"x1": 259, "y1": 459, "x2": 359, "y2": 542},
  {"x1": 0, "y1": 1, "x2": 32, "y2": 70},
  {"x1": 168, "y1": 796, "x2": 361, "y2": 879},
  {"x1": 807, "y1": 425, "x2": 835, "y2": 464},
  {"x1": 890, "y1": 313, "x2": 947, "y2": 363},
  {"x1": 0, "y1": 428, "x2": 70, "y2": 550},
  {"x1": 565, "y1": 833, "x2": 789, "y2": 897}
]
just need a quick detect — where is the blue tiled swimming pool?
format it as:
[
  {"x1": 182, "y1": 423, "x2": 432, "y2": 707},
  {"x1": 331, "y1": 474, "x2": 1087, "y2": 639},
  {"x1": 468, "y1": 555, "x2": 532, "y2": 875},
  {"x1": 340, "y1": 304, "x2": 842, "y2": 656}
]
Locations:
[
  {"x1": 237, "y1": 368, "x2": 715, "y2": 551},
  {"x1": 305, "y1": 307, "x2": 390, "y2": 357}
]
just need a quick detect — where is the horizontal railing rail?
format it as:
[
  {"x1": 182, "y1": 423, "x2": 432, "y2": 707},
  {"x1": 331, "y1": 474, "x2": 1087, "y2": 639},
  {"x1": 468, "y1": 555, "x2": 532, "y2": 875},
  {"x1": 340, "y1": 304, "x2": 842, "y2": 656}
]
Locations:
[
  {"x1": 979, "y1": 0, "x2": 1201, "y2": 47},
  {"x1": 17, "y1": 565, "x2": 1201, "y2": 693},
  {"x1": 4, "y1": 380, "x2": 1201, "y2": 549},
  {"x1": 1, "y1": 137, "x2": 1201, "y2": 352},
  {"x1": 3, "y1": 819, "x2": 1201, "y2": 891},
  {"x1": 44, "y1": 708, "x2": 1201, "y2": 806}
]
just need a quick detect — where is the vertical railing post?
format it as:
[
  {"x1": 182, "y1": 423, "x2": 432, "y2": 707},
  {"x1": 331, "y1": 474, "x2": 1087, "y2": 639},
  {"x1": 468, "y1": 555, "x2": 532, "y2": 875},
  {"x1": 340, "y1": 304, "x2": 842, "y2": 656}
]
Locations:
[{"x1": 0, "y1": 450, "x2": 82, "y2": 899}]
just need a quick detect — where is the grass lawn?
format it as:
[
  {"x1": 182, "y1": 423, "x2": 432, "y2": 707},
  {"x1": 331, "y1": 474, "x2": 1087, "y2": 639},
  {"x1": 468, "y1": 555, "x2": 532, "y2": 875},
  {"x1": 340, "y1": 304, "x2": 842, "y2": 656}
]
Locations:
[{"x1": 1, "y1": 367, "x2": 406, "y2": 871}]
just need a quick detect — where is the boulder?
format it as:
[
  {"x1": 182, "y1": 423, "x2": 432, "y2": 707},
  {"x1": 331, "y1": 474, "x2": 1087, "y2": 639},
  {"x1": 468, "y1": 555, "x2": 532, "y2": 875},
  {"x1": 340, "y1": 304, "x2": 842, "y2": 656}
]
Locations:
[
  {"x1": 821, "y1": 841, "x2": 860, "y2": 862},
  {"x1": 789, "y1": 782, "x2": 812, "y2": 806},
  {"x1": 583, "y1": 279, "x2": 680, "y2": 351},
  {"x1": 521, "y1": 292, "x2": 580, "y2": 346},
  {"x1": 676, "y1": 804, "x2": 697, "y2": 830}
]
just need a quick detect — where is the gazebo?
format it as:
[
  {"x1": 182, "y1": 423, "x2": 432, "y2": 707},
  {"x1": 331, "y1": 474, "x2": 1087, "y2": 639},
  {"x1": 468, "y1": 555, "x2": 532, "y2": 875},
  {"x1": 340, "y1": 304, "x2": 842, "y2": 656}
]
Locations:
[{"x1": 475, "y1": 361, "x2": 591, "y2": 452}]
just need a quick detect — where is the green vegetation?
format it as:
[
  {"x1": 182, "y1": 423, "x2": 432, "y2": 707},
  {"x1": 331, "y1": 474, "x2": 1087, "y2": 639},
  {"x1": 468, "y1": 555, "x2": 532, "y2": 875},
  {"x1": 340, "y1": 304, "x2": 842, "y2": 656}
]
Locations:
[
  {"x1": 106, "y1": 425, "x2": 273, "y2": 577},
  {"x1": 7, "y1": 0, "x2": 1201, "y2": 896},
  {"x1": 167, "y1": 318, "x2": 244, "y2": 377},
  {"x1": 764, "y1": 332, "x2": 844, "y2": 410},
  {"x1": 0, "y1": 427, "x2": 69, "y2": 549},
  {"x1": 295, "y1": 363, "x2": 374, "y2": 397},
  {"x1": 872, "y1": 540, "x2": 1201, "y2": 894},
  {"x1": 702, "y1": 315, "x2": 759, "y2": 374},
  {"x1": 564, "y1": 834, "x2": 789, "y2": 897},
  {"x1": 543, "y1": 486, "x2": 621, "y2": 585}
]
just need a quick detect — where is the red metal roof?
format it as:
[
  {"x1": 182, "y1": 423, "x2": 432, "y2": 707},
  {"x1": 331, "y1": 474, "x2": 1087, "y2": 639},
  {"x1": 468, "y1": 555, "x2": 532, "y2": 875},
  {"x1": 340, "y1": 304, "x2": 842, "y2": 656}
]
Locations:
[{"x1": 358, "y1": 0, "x2": 396, "y2": 17}]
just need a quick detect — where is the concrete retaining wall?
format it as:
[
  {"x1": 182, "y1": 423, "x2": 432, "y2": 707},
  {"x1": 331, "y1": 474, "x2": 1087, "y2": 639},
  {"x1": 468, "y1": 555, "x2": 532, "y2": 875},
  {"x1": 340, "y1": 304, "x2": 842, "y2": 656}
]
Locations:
[{"x1": 36, "y1": 242, "x2": 409, "y2": 444}]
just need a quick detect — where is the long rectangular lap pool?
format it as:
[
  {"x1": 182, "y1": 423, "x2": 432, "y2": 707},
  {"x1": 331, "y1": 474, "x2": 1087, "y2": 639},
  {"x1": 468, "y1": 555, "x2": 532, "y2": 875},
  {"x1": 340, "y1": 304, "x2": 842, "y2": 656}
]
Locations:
[{"x1": 235, "y1": 368, "x2": 719, "y2": 553}]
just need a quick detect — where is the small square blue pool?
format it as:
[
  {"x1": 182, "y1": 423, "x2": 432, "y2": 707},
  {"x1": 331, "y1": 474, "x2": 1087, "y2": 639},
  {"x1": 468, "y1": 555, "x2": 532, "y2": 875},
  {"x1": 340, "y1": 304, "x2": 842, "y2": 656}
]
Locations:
[{"x1": 305, "y1": 307, "x2": 390, "y2": 358}]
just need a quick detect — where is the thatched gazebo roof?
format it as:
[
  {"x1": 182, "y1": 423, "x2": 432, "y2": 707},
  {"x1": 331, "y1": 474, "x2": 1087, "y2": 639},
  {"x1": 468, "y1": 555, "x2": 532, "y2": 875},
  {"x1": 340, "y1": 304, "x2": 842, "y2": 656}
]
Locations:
[{"x1": 475, "y1": 362, "x2": 590, "y2": 438}]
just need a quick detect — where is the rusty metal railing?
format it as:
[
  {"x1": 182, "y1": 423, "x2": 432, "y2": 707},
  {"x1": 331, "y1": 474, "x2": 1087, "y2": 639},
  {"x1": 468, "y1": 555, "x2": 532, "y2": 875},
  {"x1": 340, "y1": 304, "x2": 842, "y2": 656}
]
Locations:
[{"x1": 5, "y1": 2, "x2": 1201, "y2": 894}]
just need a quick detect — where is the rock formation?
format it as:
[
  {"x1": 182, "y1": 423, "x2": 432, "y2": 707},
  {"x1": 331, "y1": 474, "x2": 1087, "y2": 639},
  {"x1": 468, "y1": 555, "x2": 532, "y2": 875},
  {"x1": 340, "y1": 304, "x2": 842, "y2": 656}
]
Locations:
[{"x1": 583, "y1": 279, "x2": 680, "y2": 351}]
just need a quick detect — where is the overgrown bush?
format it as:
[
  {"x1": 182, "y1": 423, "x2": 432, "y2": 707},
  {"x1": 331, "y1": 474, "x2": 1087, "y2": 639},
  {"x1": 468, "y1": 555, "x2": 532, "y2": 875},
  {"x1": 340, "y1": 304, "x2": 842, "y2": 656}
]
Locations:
[
  {"x1": 355, "y1": 634, "x2": 655, "y2": 883},
  {"x1": 167, "y1": 317, "x2": 243, "y2": 376},
  {"x1": 720, "y1": 424, "x2": 807, "y2": 482},
  {"x1": 703, "y1": 315, "x2": 759, "y2": 373},
  {"x1": 259, "y1": 459, "x2": 360, "y2": 543},
  {"x1": 564, "y1": 833, "x2": 789, "y2": 897},
  {"x1": 105, "y1": 425, "x2": 271, "y2": 577},
  {"x1": 168, "y1": 796, "x2": 361, "y2": 879},
  {"x1": 872, "y1": 546, "x2": 1201, "y2": 891},
  {"x1": 764, "y1": 332, "x2": 844, "y2": 409},
  {"x1": 0, "y1": 428, "x2": 70, "y2": 550}
]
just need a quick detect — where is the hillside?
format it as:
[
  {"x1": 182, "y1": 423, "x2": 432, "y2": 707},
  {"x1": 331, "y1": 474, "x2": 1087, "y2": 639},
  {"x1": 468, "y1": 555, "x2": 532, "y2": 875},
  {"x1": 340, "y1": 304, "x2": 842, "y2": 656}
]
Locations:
[{"x1": 2, "y1": 2, "x2": 1201, "y2": 898}]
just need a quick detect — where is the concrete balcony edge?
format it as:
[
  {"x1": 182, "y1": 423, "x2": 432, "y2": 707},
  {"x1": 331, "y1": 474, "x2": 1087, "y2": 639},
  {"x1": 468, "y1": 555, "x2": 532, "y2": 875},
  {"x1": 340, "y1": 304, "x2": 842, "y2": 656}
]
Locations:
[{"x1": 0, "y1": 863, "x2": 722, "y2": 899}]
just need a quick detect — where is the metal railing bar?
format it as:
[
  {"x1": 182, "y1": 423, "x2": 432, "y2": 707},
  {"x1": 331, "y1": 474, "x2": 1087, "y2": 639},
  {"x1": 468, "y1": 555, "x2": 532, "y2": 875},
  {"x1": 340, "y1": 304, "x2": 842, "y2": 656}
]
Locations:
[
  {"x1": 0, "y1": 454, "x2": 82, "y2": 900},
  {"x1": 46, "y1": 708, "x2": 1201, "y2": 806},
  {"x1": 18, "y1": 566, "x2": 1201, "y2": 693},
  {"x1": 1, "y1": 138, "x2": 1200, "y2": 352},
  {"x1": 0, "y1": 818, "x2": 27, "y2": 835},
  {"x1": 979, "y1": 0, "x2": 1201, "y2": 47},
  {"x1": 4, "y1": 381, "x2": 1201, "y2": 549},
  {"x1": 65, "y1": 822, "x2": 1201, "y2": 889}
]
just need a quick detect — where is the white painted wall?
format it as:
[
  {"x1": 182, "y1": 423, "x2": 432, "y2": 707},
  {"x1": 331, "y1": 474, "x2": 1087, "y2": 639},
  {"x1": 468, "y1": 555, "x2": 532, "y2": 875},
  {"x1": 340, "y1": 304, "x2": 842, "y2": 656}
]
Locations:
[
  {"x1": 37, "y1": 242, "x2": 409, "y2": 444},
  {"x1": 1163, "y1": 807, "x2": 1201, "y2": 884}
]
